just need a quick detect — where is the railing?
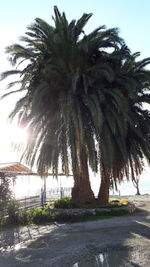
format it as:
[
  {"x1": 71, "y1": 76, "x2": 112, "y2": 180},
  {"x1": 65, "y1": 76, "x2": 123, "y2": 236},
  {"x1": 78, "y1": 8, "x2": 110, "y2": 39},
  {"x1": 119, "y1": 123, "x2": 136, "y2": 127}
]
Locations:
[
  {"x1": 16, "y1": 187, "x2": 72, "y2": 210},
  {"x1": 46, "y1": 187, "x2": 72, "y2": 201},
  {"x1": 17, "y1": 195, "x2": 41, "y2": 210},
  {"x1": 0, "y1": 187, "x2": 72, "y2": 214}
]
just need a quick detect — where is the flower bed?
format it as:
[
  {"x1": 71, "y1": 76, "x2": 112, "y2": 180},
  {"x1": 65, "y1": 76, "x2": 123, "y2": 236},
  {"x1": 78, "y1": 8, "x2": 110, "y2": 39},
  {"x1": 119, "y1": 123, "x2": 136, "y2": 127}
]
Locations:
[{"x1": 48, "y1": 202, "x2": 136, "y2": 217}]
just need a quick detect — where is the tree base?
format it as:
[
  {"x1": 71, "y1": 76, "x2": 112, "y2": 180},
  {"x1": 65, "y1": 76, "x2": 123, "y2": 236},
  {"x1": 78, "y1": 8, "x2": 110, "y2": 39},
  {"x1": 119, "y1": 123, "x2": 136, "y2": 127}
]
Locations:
[
  {"x1": 97, "y1": 180, "x2": 110, "y2": 206},
  {"x1": 71, "y1": 186, "x2": 96, "y2": 206}
]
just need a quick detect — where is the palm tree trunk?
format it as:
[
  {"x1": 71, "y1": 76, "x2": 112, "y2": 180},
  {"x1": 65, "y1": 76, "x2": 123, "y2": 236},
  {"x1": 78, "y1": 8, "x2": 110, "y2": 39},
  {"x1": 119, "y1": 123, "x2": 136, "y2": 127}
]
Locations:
[
  {"x1": 72, "y1": 144, "x2": 95, "y2": 205},
  {"x1": 98, "y1": 177, "x2": 110, "y2": 205},
  {"x1": 97, "y1": 152, "x2": 110, "y2": 206}
]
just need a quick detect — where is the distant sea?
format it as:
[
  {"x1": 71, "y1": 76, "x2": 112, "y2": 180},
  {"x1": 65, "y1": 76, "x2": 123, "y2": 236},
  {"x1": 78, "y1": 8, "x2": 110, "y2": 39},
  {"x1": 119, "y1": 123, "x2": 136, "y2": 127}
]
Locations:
[
  {"x1": 14, "y1": 170, "x2": 150, "y2": 199},
  {"x1": 90, "y1": 172, "x2": 150, "y2": 196}
]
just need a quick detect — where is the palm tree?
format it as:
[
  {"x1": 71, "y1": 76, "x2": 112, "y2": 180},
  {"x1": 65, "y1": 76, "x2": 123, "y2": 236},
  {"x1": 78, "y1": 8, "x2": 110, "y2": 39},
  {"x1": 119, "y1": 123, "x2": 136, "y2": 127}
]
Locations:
[
  {"x1": 2, "y1": 7, "x2": 149, "y2": 206},
  {"x1": 1, "y1": 6, "x2": 123, "y2": 205},
  {"x1": 97, "y1": 49, "x2": 150, "y2": 204}
]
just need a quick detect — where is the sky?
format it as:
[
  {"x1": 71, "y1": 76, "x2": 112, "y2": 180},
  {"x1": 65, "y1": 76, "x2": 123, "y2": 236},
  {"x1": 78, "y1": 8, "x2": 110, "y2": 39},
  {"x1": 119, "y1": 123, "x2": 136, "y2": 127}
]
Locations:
[{"x1": 0, "y1": 0, "x2": 149, "y2": 191}]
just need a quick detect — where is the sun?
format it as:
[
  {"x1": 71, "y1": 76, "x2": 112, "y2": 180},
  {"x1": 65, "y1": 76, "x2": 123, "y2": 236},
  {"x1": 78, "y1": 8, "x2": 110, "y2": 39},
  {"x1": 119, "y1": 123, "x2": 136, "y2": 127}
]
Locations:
[
  {"x1": 11, "y1": 126, "x2": 28, "y2": 145},
  {"x1": 0, "y1": 123, "x2": 29, "y2": 162},
  {"x1": 0, "y1": 124, "x2": 28, "y2": 149}
]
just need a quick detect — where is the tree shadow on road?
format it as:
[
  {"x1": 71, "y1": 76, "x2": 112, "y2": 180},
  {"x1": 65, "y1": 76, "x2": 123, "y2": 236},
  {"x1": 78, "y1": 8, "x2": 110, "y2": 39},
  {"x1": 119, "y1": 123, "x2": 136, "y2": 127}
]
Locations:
[{"x1": 0, "y1": 205, "x2": 149, "y2": 266}]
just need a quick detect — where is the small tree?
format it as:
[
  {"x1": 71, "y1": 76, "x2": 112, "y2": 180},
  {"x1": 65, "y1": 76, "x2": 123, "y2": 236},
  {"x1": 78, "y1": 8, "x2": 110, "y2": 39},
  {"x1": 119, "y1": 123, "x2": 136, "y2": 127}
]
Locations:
[
  {"x1": 0, "y1": 172, "x2": 18, "y2": 223},
  {"x1": 132, "y1": 175, "x2": 141, "y2": 195}
]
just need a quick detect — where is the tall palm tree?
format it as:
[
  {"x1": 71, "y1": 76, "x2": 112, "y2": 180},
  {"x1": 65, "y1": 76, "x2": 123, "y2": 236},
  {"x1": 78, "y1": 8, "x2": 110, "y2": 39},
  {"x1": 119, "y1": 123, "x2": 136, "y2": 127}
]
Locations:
[
  {"x1": 97, "y1": 48, "x2": 150, "y2": 204},
  {"x1": 2, "y1": 7, "x2": 149, "y2": 206},
  {"x1": 1, "y1": 6, "x2": 123, "y2": 205}
]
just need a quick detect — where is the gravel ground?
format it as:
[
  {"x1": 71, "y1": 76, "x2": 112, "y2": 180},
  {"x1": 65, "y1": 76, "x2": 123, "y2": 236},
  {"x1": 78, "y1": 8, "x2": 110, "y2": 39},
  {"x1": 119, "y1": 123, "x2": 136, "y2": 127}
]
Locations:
[{"x1": 0, "y1": 195, "x2": 150, "y2": 267}]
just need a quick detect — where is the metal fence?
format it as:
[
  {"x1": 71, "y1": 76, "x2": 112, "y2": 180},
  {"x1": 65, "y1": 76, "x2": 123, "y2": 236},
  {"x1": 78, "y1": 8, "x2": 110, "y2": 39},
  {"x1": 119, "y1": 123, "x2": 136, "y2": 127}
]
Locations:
[
  {"x1": 17, "y1": 187, "x2": 72, "y2": 210},
  {"x1": 46, "y1": 187, "x2": 72, "y2": 201},
  {"x1": 0, "y1": 188, "x2": 72, "y2": 213},
  {"x1": 17, "y1": 195, "x2": 41, "y2": 210}
]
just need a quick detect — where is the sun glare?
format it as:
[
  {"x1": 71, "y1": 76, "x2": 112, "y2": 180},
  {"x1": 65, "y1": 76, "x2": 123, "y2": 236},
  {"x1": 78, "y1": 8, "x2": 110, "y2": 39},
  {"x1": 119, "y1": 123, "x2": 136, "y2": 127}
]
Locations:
[
  {"x1": 0, "y1": 124, "x2": 28, "y2": 149},
  {"x1": 11, "y1": 126, "x2": 28, "y2": 144},
  {"x1": 0, "y1": 124, "x2": 29, "y2": 162}
]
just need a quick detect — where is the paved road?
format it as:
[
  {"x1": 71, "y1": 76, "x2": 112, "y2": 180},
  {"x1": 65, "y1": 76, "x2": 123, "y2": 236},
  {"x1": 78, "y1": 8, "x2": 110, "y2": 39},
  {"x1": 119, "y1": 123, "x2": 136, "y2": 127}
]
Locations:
[{"x1": 0, "y1": 195, "x2": 150, "y2": 266}]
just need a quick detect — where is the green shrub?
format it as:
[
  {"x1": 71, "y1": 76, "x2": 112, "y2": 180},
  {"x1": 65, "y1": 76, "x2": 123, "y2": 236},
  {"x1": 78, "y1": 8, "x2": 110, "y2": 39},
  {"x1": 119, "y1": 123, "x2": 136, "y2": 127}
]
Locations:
[
  {"x1": 30, "y1": 208, "x2": 49, "y2": 224},
  {"x1": 119, "y1": 199, "x2": 129, "y2": 205},
  {"x1": 53, "y1": 197, "x2": 79, "y2": 209},
  {"x1": 18, "y1": 210, "x2": 33, "y2": 225},
  {"x1": 0, "y1": 197, "x2": 131, "y2": 228},
  {"x1": 96, "y1": 210, "x2": 111, "y2": 216},
  {"x1": 109, "y1": 199, "x2": 120, "y2": 203},
  {"x1": 98, "y1": 204, "x2": 118, "y2": 209},
  {"x1": 7, "y1": 200, "x2": 20, "y2": 224},
  {"x1": 0, "y1": 174, "x2": 17, "y2": 220},
  {"x1": 109, "y1": 199, "x2": 129, "y2": 206}
]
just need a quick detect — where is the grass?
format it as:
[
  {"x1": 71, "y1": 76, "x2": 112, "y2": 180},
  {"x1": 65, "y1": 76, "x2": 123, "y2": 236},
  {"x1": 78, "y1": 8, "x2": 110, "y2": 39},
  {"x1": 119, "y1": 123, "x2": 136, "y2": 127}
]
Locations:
[
  {"x1": 80, "y1": 215, "x2": 112, "y2": 222},
  {"x1": 80, "y1": 209, "x2": 129, "y2": 222}
]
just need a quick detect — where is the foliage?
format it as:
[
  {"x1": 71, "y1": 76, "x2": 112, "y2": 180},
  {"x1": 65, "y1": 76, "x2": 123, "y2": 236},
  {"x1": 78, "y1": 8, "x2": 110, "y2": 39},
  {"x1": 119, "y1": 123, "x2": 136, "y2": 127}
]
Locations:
[
  {"x1": 79, "y1": 209, "x2": 130, "y2": 222},
  {"x1": 17, "y1": 210, "x2": 32, "y2": 225},
  {"x1": 52, "y1": 197, "x2": 129, "y2": 209},
  {"x1": 110, "y1": 209, "x2": 129, "y2": 216},
  {"x1": 2, "y1": 198, "x2": 129, "y2": 226},
  {"x1": 0, "y1": 6, "x2": 150, "y2": 205},
  {"x1": 0, "y1": 200, "x2": 131, "y2": 228},
  {"x1": 29, "y1": 207, "x2": 50, "y2": 224},
  {"x1": 0, "y1": 174, "x2": 19, "y2": 224},
  {"x1": 109, "y1": 199, "x2": 129, "y2": 206},
  {"x1": 119, "y1": 199, "x2": 129, "y2": 205},
  {"x1": 53, "y1": 197, "x2": 79, "y2": 209},
  {"x1": 0, "y1": 176, "x2": 12, "y2": 217},
  {"x1": 6, "y1": 200, "x2": 20, "y2": 224},
  {"x1": 29, "y1": 206, "x2": 129, "y2": 223},
  {"x1": 109, "y1": 199, "x2": 120, "y2": 203},
  {"x1": 0, "y1": 6, "x2": 124, "y2": 178}
]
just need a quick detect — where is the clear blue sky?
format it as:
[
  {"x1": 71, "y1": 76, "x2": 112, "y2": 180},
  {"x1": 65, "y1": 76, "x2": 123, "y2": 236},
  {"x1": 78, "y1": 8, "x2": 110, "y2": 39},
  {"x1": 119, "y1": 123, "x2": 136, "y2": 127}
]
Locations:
[{"x1": 1, "y1": 0, "x2": 150, "y2": 58}]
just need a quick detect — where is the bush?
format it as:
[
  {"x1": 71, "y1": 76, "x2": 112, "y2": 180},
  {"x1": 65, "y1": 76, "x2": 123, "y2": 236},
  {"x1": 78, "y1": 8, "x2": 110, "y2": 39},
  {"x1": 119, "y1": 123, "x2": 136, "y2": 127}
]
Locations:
[
  {"x1": 0, "y1": 175, "x2": 16, "y2": 220},
  {"x1": 53, "y1": 197, "x2": 79, "y2": 209},
  {"x1": 30, "y1": 207, "x2": 50, "y2": 224},
  {"x1": 7, "y1": 200, "x2": 20, "y2": 224},
  {"x1": 18, "y1": 210, "x2": 33, "y2": 225},
  {"x1": 119, "y1": 199, "x2": 129, "y2": 205},
  {"x1": 0, "y1": 197, "x2": 131, "y2": 228},
  {"x1": 0, "y1": 205, "x2": 130, "y2": 227},
  {"x1": 109, "y1": 199, "x2": 120, "y2": 203},
  {"x1": 109, "y1": 199, "x2": 129, "y2": 207}
]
